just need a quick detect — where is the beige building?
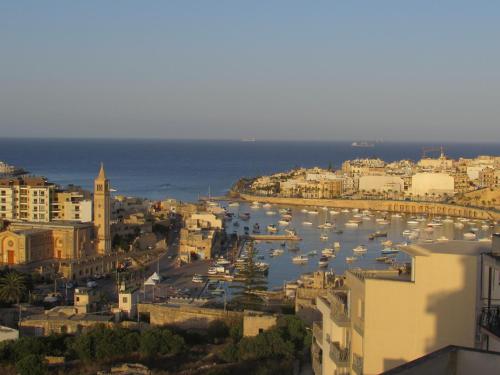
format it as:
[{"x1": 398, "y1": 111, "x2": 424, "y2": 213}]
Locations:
[
  {"x1": 0, "y1": 176, "x2": 53, "y2": 222},
  {"x1": 312, "y1": 240, "x2": 497, "y2": 375},
  {"x1": 411, "y1": 172, "x2": 455, "y2": 198},
  {"x1": 0, "y1": 221, "x2": 94, "y2": 265},
  {"x1": 52, "y1": 188, "x2": 92, "y2": 222},
  {"x1": 358, "y1": 175, "x2": 404, "y2": 194}
]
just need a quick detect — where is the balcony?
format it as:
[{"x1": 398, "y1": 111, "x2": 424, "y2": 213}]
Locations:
[
  {"x1": 352, "y1": 353, "x2": 363, "y2": 375},
  {"x1": 330, "y1": 292, "x2": 350, "y2": 326},
  {"x1": 313, "y1": 321, "x2": 323, "y2": 348},
  {"x1": 480, "y1": 306, "x2": 500, "y2": 338},
  {"x1": 329, "y1": 341, "x2": 350, "y2": 367}
]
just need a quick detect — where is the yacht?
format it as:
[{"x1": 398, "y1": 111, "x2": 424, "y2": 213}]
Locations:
[
  {"x1": 322, "y1": 248, "x2": 335, "y2": 256},
  {"x1": 278, "y1": 219, "x2": 291, "y2": 226},
  {"x1": 302, "y1": 221, "x2": 313, "y2": 226},
  {"x1": 266, "y1": 210, "x2": 277, "y2": 216},
  {"x1": 353, "y1": 245, "x2": 367, "y2": 254},
  {"x1": 320, "y1": 234, "x2": 329, "y2": 241},
  {"x1": 270, "y1": 248, "x2": 284, "y2": 257},
  {"x1": 216, "y1": 257, "x2": 231, "y2": 266},
  {"x1": 341, "y1": 209, "x2": 350, "y2": 213},
  {"x1": 292, "y1": 255, "x2": 309, "y2": 264},
  {"x1": 308, "y1": 210, "x2": 319, "y2": 215},
  {"x1": 407, "y1": 220, "x2": 419, "y2": 225},
  {"x1": 464, "y1": 232, "x2": 477, "y2": 240},
  {"x1": 346, "y1": 256, "x2": 357, "y2": 263},
  {"x1": 192, "y1": 274, "x2": 205, "y2": 283},
  {"x1": 345, "y1": 221, "x2": 359, "y2": 228},
  {"x1": 262, "y1": 203, "x2": 272, "y2": 208},
  {"x1": 318, "y1": 256, "x2": 329, "y2": 267},
  {"x1": 318, "y1": 221, "x2": 334, "y2": 229},
  {"x1": 329, "y1": 210, "x2": 339, "y2": 215},
  {"x1": 228, "y1": 201, "x2": 240, "y2": 207},
  {"x1": 307, "y1": 250, "x2": 318, "y2": 256},
  {"x1": 333, "y1": 242, "x2": 341, "y2": 249},
  {"x1": 300, "y1": 208, "x2": 309, "y2": 213},
  {"x1": 381, "y1": 248, "x2": 399, "y2": 255}
]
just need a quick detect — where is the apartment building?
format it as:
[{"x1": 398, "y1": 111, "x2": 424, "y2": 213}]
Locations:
[
  {"x1": 312, "y1": 239, "x2": 499, "y2": 375},
  {"x1": 52, "y1": 188, "x2": 92, "y2": 222},
  {"x1": 0, "y1": 177, "x2": 53, "y2": 222},
  {"x1": 179, "y1": 212, "x2": 222, "y2": 262}
]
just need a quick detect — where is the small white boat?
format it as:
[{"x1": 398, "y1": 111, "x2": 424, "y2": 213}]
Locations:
[
  {"x1": 239, "y1": 212, "x2": 251, "y2": 221},
  {"x1": 321, "y1": 206, "x2": 328, "y2": 211},
  {"x1": 322, "y1": 248, "x2": 335, "y2": 256},
  {"x1": 262, "y1": 203, "x2": 272, "y2": 208},
  {"x1": 345, "y1": 221, "x2": 359, "y2": 228},
  {"x1": 346, "y1": 256, "x2": 357, "y2": 263},
  {"x1": 266, "y1": 210, "x2": 277, "y2": 216},
  {"x1": 308, "y1": 210, "x2": 319, "y2": 215},
  {"x1": 353, "y1": 245, "x2": 367, "y2": 253},
  {"x1": 329, "y1": 210, "x2": 339, "y2": 215},
  {"x1": 318, "y1": 222, "x2": 335, "y2": 229},
  {"x1": 391, "y1": 213, "x2": 402, "y2": 218},
  {"x1": 402, "y1": 230, "x2": 412, "y2": 236},
  {"x1": 207, "y1": 267, "x2": 218, "y2": 275},
  {"x1": 436, "y1": 236, "x2": 449, "y2": 242},
  {"x1": 318, "y1": 256, "x2": 329, "y2": 267},
  {"x1": 341, "y1": 209, "x2": 350, "y2": 213},
  {"x1": 278, "y1": 219, "x2": 291, "y2": 226},
  {"x1": 302, "y1": 221, "x2": 313, "y2": 226},
  {"x1": 381, "y1": 248, "x2": 399, "y2": 255},
  {"x1": 228, "y1": 202, "x2": 240, "y2": 207},
  {"x1": 377, "y1": 220, "x2": 390, "y2": 225},
  {"x1": 381, "y1": 240, "x2": 393, "y2": 247},
  {"x1": 333, "y1": 241, "x2": 341, "y2": 249},
  {"x1": 407, "y1": 220, "x2": 419, "y2": 225},
  {"x1": 320, "y1": 234, "x2": 328, "y2": 241},
  {"x1": 300, "y1": 208, "x2": 309, "y2": 213},
  {"x1": 267, "y1": 224, "x2": 278, "y2": 233},
  {"x1": 285, "y1": 228, "x2": 297, "y2": 236},
  {"x1": 292, "y1": 255, "x2": 309, "y2": 264},
  {"x1": 270, "y1": 248, "x2": 284, "y2": 257},
  {"x1": 454, "y1": 222, "x2": 465, "y2": 229},
  {"x1": 192, "y1": 274, "x2": 205, "y2": 283},
  {"x1": 216, "y1": 257, "x2": 231, "y2": 266},
  {"x1": 307, "y1": 250, "x2": 318, "y2": 256}
]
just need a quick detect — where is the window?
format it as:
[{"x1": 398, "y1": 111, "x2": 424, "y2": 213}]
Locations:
[
  {"x1": 75, "y1": 214, "x2": 80, "y2": 219},
  {"x1": 1, "y1": 198, "x2": 5, "y2": 203},
  {"x1": 76, "y1": 297, "x2": 80, "y2": 302},
  {"x1": 0, "y1": 191, "x2": 5, "y2": 196},
  {"x1": 122, "y1": 297, "x2": 128, "y2": 303},
  {"x1": 33, "y1": 191, "x2": 38, "y2": 196},
  {"x1": 40, "y1": 199, "x2": 45, "y2": 204},
  {"x1": 40, "y1": 191, "x2": 45, "y2": 196},
  {"x1": 0, "y1": 206, "x2": 5, "y2": 211}
]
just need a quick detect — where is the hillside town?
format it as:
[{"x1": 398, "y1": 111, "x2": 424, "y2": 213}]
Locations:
[
  {"x1": 0, "y1": 159, "x2": 500, "y2": 374},
  {"x1": 245, "y1": 151, "x2": 500, "y2": 208}
]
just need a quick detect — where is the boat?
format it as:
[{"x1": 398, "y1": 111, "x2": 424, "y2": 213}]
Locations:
[
  {"x1": 352, "y1": 141, "x2": 375, "y2": 147},
  {"x1": 320, "y1": 234, "x2": 328, "y2": 241},
  {"x1": 266, "y1": 210, "x2": 277, "y2": 216},
  {"x1": 239, "y1": 212, "x2": 251, "y2": 220},
  {"x1": 192, "y1": 274, "x2": 205, "y2": 283},
  {"x1": 285, "y1": 228, "x2": 297, "y2": 236},
  {"x1": 300, "y1": 208, "x2": 308, "y2": 213},
  {"x1": 216, "y1": 256, "x2": 231, "y2": 266},
  {"x1": 341, "y1": 209, "x2": 350, "y2": 213},
  {"x1": 335, "y1": 230, "x2": 343, "y2": 234},
  {"x1": 381, "y1": 248, "x2": 399, "y2": 255},
  {"x1": 207, "y1": 267, "x2": 218, "y2": 275},
  {"x1": 250, "y1": 202, "x2": 261, "y2": 209},
  {"x1": 292, "y1": 255, "x2": 309, "y2": 264},
  {"x1": 228, "y1": 202, "x2": 240, "y2": 207},
  {"x1": 302, "y1": 221, "x2": 313, "y2": 226},
  {"x1": 407, "y1": 220, "x2": 419, "y2": 225},
  {"x1": 369, "y1": 231, "x2": 387, "y2": 240},
  {"x1": 391, "y1": 213, "x2": 402, "y2": 218},
  {"x1": 278, "y1": 219, "x2": 291, "y2": 226},
  {"x1": 353, "y1": 245, "x2": 367, "y2": 254},
  {"x1": 321, "y1": 206, "x2": 328, "y2": 211},
  {"x1": 329, "y1": 210, "x2": 339, "y2": 215},
  {"x1": 464, "y1": 232, "x2": 477, "y2": 240},
  {"x1": 318, "y1": 222, "x2": 335, "y2": 229},
  {"x1": 262, "y1": 203, "x2": 272, "y2": 208},
  {"x1": 256, "y1": 262, "x2": 269, "y2": 273},
  {"x1": 252, "y1": 223, "x2": 261, "y2": 234},
  {"x1": 346, "y1": 256, "x2": 357, "y2": 263},
  {"x1": 402, "y1": 230, "x2": 412, "y2": 236},
  {"x1": 454, "y1": 222, "x2": 465, "y2": 229},
  {"x1": 479, "y1": 237, "x2": 492, "y2": 243},
  {"x1": 333, "y1": 242, "x2": 341, "y2": 249},
  {"x1": 322, "y1": 248, "x2": 335, "y2": 256},
  {"x1": 270, "y1": 248, "x2": 284, "y2": 257},
  {"x1": 376, "y1": 256, "x2": 388, "y2": 262},
  {"x1": 308, "y1": 210, "x2": 319, "y2": 215},
  {"x1": 281, "y1": 213, "x2": 293, "y2": 220},
  {"x1": 318, "y1": 256, "x2": 329, "y2": 267},
  {"x1": 376, "y1": 219, "x2": 390, "y2": 225},
  {"x1": 345, "y1": 221, "x2": 359, "y2": 228},
  {"x1": 381, "y1": 240, "x2": 393, "y2": 247},
  {"x1": 307, "y1": 250, "x2": 318, "y2": 256},
  {"x1": 436, "y1": 236, "x2": 449, "y2": 242},
  {"x1": 267, "y1": 224, "x2": 278, "y2": 233}
]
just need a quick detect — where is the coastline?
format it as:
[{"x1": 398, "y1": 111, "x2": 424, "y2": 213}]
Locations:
[{"x1": 233, "y1": 193, "x2": 500, "y2": 221}]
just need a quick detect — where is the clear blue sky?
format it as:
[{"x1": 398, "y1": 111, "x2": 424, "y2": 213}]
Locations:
[{"x1": 1, "y1": 1, "x2": 499, "y2": 141}]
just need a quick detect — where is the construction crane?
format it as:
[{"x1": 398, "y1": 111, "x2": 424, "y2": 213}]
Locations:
[{"x1": 422, "y1": 146, "x2": 444, "y2": 158}]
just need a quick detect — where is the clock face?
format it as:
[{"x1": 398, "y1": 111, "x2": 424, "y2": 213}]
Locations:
[{"x1": 7, "y1": 240, "x2": 14, "y2": 247}]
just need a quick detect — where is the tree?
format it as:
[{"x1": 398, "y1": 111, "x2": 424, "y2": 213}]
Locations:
[
  {"x1": 230, "y1": 241, "x2": 268, "y2": 310},
  {"x1": 0, "y1": 271, "x2": 27, "y2": 304},
  {"x1": 16, "y1": 354, "x2": 48, "y2": 375},
  {"x1": 140, "y1": 328, "x2": 185, "y2": 357}
]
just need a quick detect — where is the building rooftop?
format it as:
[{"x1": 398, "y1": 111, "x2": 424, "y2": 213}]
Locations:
[
  {"x1": 402, "y1": 241, "x2": 492, "y2": 257},
  {"x1": 9, "y1": 220, "x2": 93, "y2": 229}
]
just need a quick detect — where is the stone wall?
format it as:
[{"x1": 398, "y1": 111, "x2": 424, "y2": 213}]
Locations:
[
  {"x1": 138, "y1": 303, "x2": 243, "y2": 329},
  {"x1": 243, "y1": 312, "x2": 278, "y2": 337},
  {"x1": 239, "y1": 194, "x2": 500, "y2": 220}
]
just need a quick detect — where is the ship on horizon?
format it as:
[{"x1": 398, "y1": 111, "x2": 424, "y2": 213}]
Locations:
[
  {"x1": 352, "y1": 141, "x2": 375, "y2": 148},
  {"x1": 241, "y1": 137, "x2": 256, "y2": 142}
]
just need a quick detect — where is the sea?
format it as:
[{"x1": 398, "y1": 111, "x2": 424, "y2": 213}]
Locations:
[
  {"x1": 1, "y1": 138, "x2": 499, "y2": 202},
  {"x1": 1, "y1": 138, "x2": 499, "y2": 288}
]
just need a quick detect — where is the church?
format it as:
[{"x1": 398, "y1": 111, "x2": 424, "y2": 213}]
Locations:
[{"x1": 0, "y1": 165, "x2": 113, "y2": 278}]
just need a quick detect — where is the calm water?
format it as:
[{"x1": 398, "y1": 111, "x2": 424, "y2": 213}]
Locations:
[
  {"x1": 1, "y1": 138, "x2": 497, "y2": 287},
  {"x1": 226, "y1": 202, "x2": 494, "y2": 288},
  {"x1": 1, "y1": 138, "x2": 499, "y2": 202}
]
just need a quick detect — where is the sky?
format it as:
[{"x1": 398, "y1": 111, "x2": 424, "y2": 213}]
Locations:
[{"x1": 0, "y1": 1, "x2": 499, "y2": 142}]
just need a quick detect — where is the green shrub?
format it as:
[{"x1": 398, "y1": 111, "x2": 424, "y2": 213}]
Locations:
[{"x1": 16, "y1": 354, "x2": 48, "y2": 375}]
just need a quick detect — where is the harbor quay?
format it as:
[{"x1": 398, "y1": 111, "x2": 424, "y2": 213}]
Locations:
[{"x1": 236, "y1": 193, "x2": 500, "y2": 221}]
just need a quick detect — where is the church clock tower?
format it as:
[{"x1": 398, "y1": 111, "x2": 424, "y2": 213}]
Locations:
[{"x1": 94, "y1": 163, "x2": 111, "y2": 255}]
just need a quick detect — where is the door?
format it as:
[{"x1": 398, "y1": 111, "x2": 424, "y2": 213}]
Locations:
[{"x1": 7, "y1": 250, "x2": 15, "y2": 265}]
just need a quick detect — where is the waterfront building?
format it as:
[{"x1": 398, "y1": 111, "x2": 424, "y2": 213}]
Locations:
[
  {"x1": 94, "y1": 163, "x2": 111, "y2": 255},
  {"x1": 478, "y1": 167, "x2": 497, "y2": 188},
  {"x1": 358, "y1": 175, "x2": 404, "y2": 195},
  {"x1": 312, "y1": 238, "x2": 500, "y2": 375},
  {"x1": 410, "y1": 172, "x2": 455, "y2": 199},
  {"x1": 179, "y1": 211, "x2": 222, "y2": 262}
]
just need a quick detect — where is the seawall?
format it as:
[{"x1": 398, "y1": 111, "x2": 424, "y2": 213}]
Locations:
[{"x1": 238, "y1": 194, "x2": 500, "y2": 221}]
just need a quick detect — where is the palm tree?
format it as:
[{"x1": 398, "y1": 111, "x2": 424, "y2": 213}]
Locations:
[{"x1": 0, "y1": 272, "x2": 27, "y2": 324}]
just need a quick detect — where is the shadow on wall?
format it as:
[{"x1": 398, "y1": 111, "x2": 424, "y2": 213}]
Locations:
[
  {"x1": 425, "y1": 256, "x2": 476, "y2": 353},
  {"x1": 384, "y1": 358, "x2": 408, "y2": 371}
]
